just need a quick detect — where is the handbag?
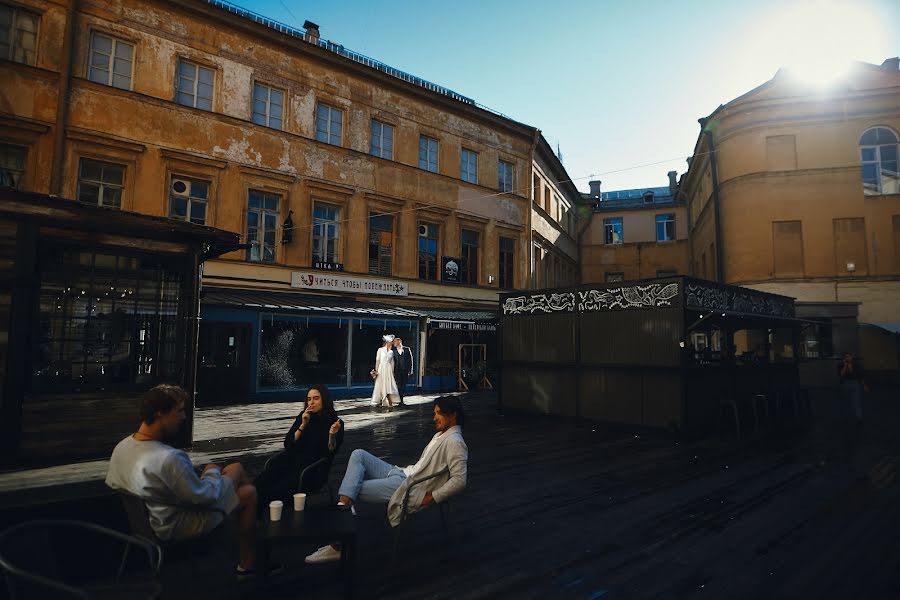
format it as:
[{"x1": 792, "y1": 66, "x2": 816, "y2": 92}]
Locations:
[{"x1": 370, "y1": 368, "x2": 378, "y2": 380}]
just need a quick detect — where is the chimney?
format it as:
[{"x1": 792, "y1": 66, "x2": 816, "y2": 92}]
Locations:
[
  {"x1": 588, "y1": 180, "x2": 602, "y2": 199},
  {"x1": 303, "y1": 20, "x2": 320, "y2": 44},
  {"x1": 881, "y1": 57, "x2": 899, "y2": 71},
  {"x1": 667, "y1": 170, "x2": 678, "y2": 196}
]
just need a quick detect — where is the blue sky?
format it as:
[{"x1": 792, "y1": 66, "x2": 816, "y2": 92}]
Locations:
[{"x1": 232, "y1": 0, "x2": 899, "y2": 193}]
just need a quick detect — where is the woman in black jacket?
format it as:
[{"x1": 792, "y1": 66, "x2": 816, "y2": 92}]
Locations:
[{"x1": 255, "y1": 384, "x2": 344, "y2": 511}]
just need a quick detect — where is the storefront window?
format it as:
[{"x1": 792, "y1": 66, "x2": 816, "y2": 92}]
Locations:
[
  {"x1": 350, "y1": 320, "x2": 417, "y2": 385},
  {"x1": 32, "y1": 246, "x2": 184, "y2": 389},
  {"x1": 258, "y1": 315, "x2": 349, "y2": 390}
]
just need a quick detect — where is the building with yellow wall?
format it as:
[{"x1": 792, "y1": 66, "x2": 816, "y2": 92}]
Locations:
[
  {"x1": 580, "y1": 173, "x2": 690, "y2": 284},
  {"x1": 680, "y1": 58, "x2": 900, "y2": 331},
  {"x1": 0, "y1": 0, "x2": 577, "y2": 401},
  {"x1": 531, "y1": 136, "x2": 580, "y2": 288}
]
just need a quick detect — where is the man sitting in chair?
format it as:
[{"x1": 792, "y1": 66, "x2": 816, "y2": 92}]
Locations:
[
  {"x1": 305, "y1": 395, "x2": 468, "y2": 564},
  {"x1": 106, "y1": 384, "x2": 262, "y2": 579}
]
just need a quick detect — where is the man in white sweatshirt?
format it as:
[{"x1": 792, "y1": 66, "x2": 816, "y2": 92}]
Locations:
[
  {"x1": 106, "y1": 384, "x2": 261, "y2": 579},
  {"x1": 305, "y1": 395, "x2": 468, "y2": 564}
]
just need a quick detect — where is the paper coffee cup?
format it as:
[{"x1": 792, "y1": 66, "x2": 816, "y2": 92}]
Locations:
[
  {"x1": 293, "y1": 492, "x2": 307, "y2": 512},
  {"x1": 269, "y1": 500, "x2": 283, "y2": 521}
]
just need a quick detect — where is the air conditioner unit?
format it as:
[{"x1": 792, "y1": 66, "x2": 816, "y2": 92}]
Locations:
[
  {"x1": 418, "y1": 224, "x2": 429, "y2": 237},
  {"x1": 171, "y1": 178, "x2": 190, "y2": 196}
]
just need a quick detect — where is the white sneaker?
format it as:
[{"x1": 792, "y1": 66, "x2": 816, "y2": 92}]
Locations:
[{"x1": 305, "y1": 544, "x2": 341, "y2": 564}]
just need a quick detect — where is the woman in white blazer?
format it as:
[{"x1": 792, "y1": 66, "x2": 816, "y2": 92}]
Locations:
[{"x1": 371, "y1": 334, "x2": 399, "y2": 408}]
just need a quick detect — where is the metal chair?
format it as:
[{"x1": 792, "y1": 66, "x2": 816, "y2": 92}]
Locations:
[
  {"x1": 389, "y1": 469, "x2": 459, "y2": 574},
  {"x1": 113, "y1": 488, "x2": 228, "y2": 572},
  {"x1": 262, "y1": 453, "x2": 336, "y2": 505},
  {"x1": 0, "y1": 519, "x2": 161, "y2": 599}
]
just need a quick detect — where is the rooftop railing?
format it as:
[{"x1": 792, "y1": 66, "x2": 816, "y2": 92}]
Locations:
[{"x1": 205, "y1": 0, "x2": 480, "y2": 108}]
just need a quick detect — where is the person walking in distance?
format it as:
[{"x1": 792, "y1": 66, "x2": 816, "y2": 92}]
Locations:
[
  {"x1": 392, "y1": 336, "x2": 413, "y2": 407},
  {"x1": 371, "y1": 334, "x2": 399, "y2": 409}
]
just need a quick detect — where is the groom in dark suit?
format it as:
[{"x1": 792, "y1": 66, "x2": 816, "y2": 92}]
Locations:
[{"x1": 391, "y1": 337, "x2": 413, "y2": 407}]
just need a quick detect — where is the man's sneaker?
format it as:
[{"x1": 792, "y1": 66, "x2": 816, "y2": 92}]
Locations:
[
  {"x1": 305, "y1": 544, "x2": 341, "y2": 564},
  {"x1": 336, "y1": 501, "x2": 356, "y2": 516},
  {"x1": 236, "y1": 562, "x2": 284, "y2": 582}
]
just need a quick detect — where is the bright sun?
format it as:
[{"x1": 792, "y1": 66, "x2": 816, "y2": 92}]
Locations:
[{"x1": 742, "y1": 0, "x2": 890, "y2": 87}]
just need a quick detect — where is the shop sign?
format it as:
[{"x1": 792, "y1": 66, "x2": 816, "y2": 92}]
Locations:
[
  {"x1": 442, "y1": 256, "x2": 462, "y2": 283},
  {"x1": 313, "y1": 261, "x2": 344, "y2": 272},
  {"x1": 291, "y1": 271, "x2": 408, "y2": 296},
  {"x1": 431, "y1": 320, "x2": 497, "y2": 332}
]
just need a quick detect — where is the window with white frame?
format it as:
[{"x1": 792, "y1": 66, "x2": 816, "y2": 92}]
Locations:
[
  {"x1": 368, "y1": 213, "x2": 393, "y2": 276},
  {"x1": 175, "y1": 59, "x2": 213, "y2": 110},
  {"x1": 312, "y1": 202, "x2": 340, "y2": 263},
  {"x1": 860, "y1": 127, "x2": 899, "y2": 195},
  {"x1": 461, "y1": 148, "x2": 477, "y2": 184},
  {"x1": 169, "y1": 176, "x2": 209, "y2": 225},
  {"x1": 77, "y1": 159, "x2": 125, "y2": 208},
  {"x1": 247, "y1": 190, "x2": 279, "y2": 263},
  {"x1": 88, "y1": 32, "x2": 133, "y2": 90},
  {"x1": 315, "y1": 103, "x2": 343, "y2": 146},
  {"x1": 0, "y1": 4, "x2": 38, "y2": 65},
  {"x1": 603, "y1": 217, "x2": 623, "y2": 245},
  {"x1": 656, "y1": 214, "x2": 675, "y2": 241},
  {"x1": 370, "y1": 120, "x2": 393, "y2": 159},
  {"x1": 498, "y1": 159, "x2": 514, "y2": 192},
  {"x1": 419, "y1": 135, "x2": 438, "y2": 172},
  {"x1": 0, "y1": 144, "x2": 26, "y2": 189},
  {"x1": 252, "y1": 83, "x2": 283, "y2": 129}
]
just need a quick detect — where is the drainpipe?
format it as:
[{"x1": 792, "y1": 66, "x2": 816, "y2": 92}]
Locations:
[
  {"x1": 50, "y1": 0, "x2": 80, "y2": 196},
  {"x1": 701, "y1": 119, "x2": 725, "y2": 283},
  {"x1": 528, "y1": 129, "x2": 541, "y2": 289}
]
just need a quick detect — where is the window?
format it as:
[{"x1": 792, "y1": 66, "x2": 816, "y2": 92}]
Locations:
[
  {"x1": 460, "y1": 229, "x2": 479, "y2": 285},
  {"x1": 461, "y1": 148, "x2": 477, "y2": 184},
  {"x1": 32, "y1": 247, "x2": 184, "y2": 389},
  {"x1": 605, "y1": 272, "x2": 624, "y2": 283},
  {"x1": 315, "y1": 103, "x2": 342, "y2": 145},
  {"x1": 499, "y1": 236, "x2": 515, "y2": 288},
  {"x1": 544, "y1": 187, "x2": 550, "y2": 211},
  {"x1": 642, "y1": 192, "x2": 654, "y2": 204},
  {"x1": 175, "y1": 60, "x2": 213, "y2": 110},
  {"x1": 0, "y1": 4, "x2": 38, "y2": 65},
  {"x1": 77, "y1": 159, "x2": 124, "y2": 208},
  {"x1": 368, "y1": 213, "x2": 393, "y2": 276},
  {"x1": 498, "y1": 159, "x2": 514, "y2": 192},
  {"x1": 418, "y1": 222, "x2": 439, "y2": 281},
  {"x1": 169, "y1": 176, "x2": 208, "y2": 225},
  {"x1": 603, "y1": 217, "x2": 623, "y2": 244},
  {"x1": 532, "y1": 174, "x2": 540, "y2": 201},
  {"x1": 247, "y1": 190, "x2": 279, "y2": 263},
  {"x1": 312, "y1": 202, "x2": 340, "y2": 263},
  {"x1": 773, "y1": 221, "x2": 804, "y2": 278},
  {"x1": 370, "y1": 120, "x2": 393, "y2": 160},
  {"x1": 88, "y1": 32, "x2": 133, "y2": 90},
  {"x1": 656, "y1": 214, "x2": 675, "y2": 241},
  {"x1": 860, "y1": 127, "x2": 899, "y2": 195},
  {"x1": 833, "y1": 217, "x2": 868, "y2": 275},
  {"x1": 252, "y1": 83, "x2": 283, "y2": 129},
  {"x1": 419, "y1": 135, "x2": 438, "y2": 172},
  {"x1": 0, "y1": 144, "x2": 26, "y2": 189}
]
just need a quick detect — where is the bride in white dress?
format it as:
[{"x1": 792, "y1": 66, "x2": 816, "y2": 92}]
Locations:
[{"x1": 371, "y1": 334, "x2": 399, "y2": 408}]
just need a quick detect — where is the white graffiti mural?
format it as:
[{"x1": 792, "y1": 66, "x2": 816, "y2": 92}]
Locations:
[
  {"x1": 578, "y1": 282, "x2": 679, "y2": 312},
  {"x1": 684, "y1": 282, "x2": 793, "y2": 317},
  {"x1": 502, "y1": 293, "x2": 576, "y2": 315}
]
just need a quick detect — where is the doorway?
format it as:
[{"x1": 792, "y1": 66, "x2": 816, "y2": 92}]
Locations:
[{"x1": 197, "y1": 322, "x2": 251, "y2": 406}]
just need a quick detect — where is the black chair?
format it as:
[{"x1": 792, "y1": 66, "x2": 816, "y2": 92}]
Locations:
[
  {"x1": 262, "y1": 453, "x2": 336, "y2": 505},
  {"x1": 0, "y1": 519, "x2": 161, "y2": 599},
  {"x1": 112, "y1": 488, "x2": 228, "y2": 573},
  {"x1": 389, "y1": 469, "x2": 459, "y2": 574}
]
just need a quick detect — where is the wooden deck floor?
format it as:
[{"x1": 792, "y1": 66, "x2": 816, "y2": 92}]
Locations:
[{"x1": 3, "y1": 388, "x2": 899, "y2": 599}]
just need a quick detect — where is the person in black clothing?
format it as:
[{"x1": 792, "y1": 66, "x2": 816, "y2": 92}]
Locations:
[
  {"x1": 392, "y1": 336, "x2": 413, "y2": 407},
  {"x1": 254, "y1": 384, "x2": 344, "y2": 513},
  {"x1": 837, "y1": 352, "x2": 867, "y2": 461}
]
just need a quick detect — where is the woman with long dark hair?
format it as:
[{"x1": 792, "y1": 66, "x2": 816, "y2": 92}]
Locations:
[{"x1": 254, "y1": 384, "x2": 344, "y2": 510}]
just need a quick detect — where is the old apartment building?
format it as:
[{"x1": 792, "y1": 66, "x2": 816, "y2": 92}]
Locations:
[
  {"x1": 679, "y1": 58, "x2": 900, "y2": 329},
  {"x1": 0, "y1": 0, "x2": 582, "y2": 402},
  {"x1": 580, "y1": 172, "x2": 690, "y2": 283}
]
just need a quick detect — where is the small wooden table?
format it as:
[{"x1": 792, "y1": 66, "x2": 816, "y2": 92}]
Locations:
[{"x1": 258, "y1": 506, "x2": 358, "y2": 598}]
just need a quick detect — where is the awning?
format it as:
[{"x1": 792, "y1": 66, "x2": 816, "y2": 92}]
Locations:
[
  {"x1": 201, "y1": 288, "x2": 423, "y2": 318},
  {"x1": 685, "y1": 308, "x2": 828, "y2": 332}
]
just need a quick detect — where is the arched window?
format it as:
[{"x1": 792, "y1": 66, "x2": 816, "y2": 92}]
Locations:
[{"x1": 859, "y1": 127, "x2": 899, "y2": 195}]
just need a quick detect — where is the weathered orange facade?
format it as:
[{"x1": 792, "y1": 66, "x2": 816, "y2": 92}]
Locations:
[{"x1": 680, "y1": 60, "x2": 900, "y2": 327}]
